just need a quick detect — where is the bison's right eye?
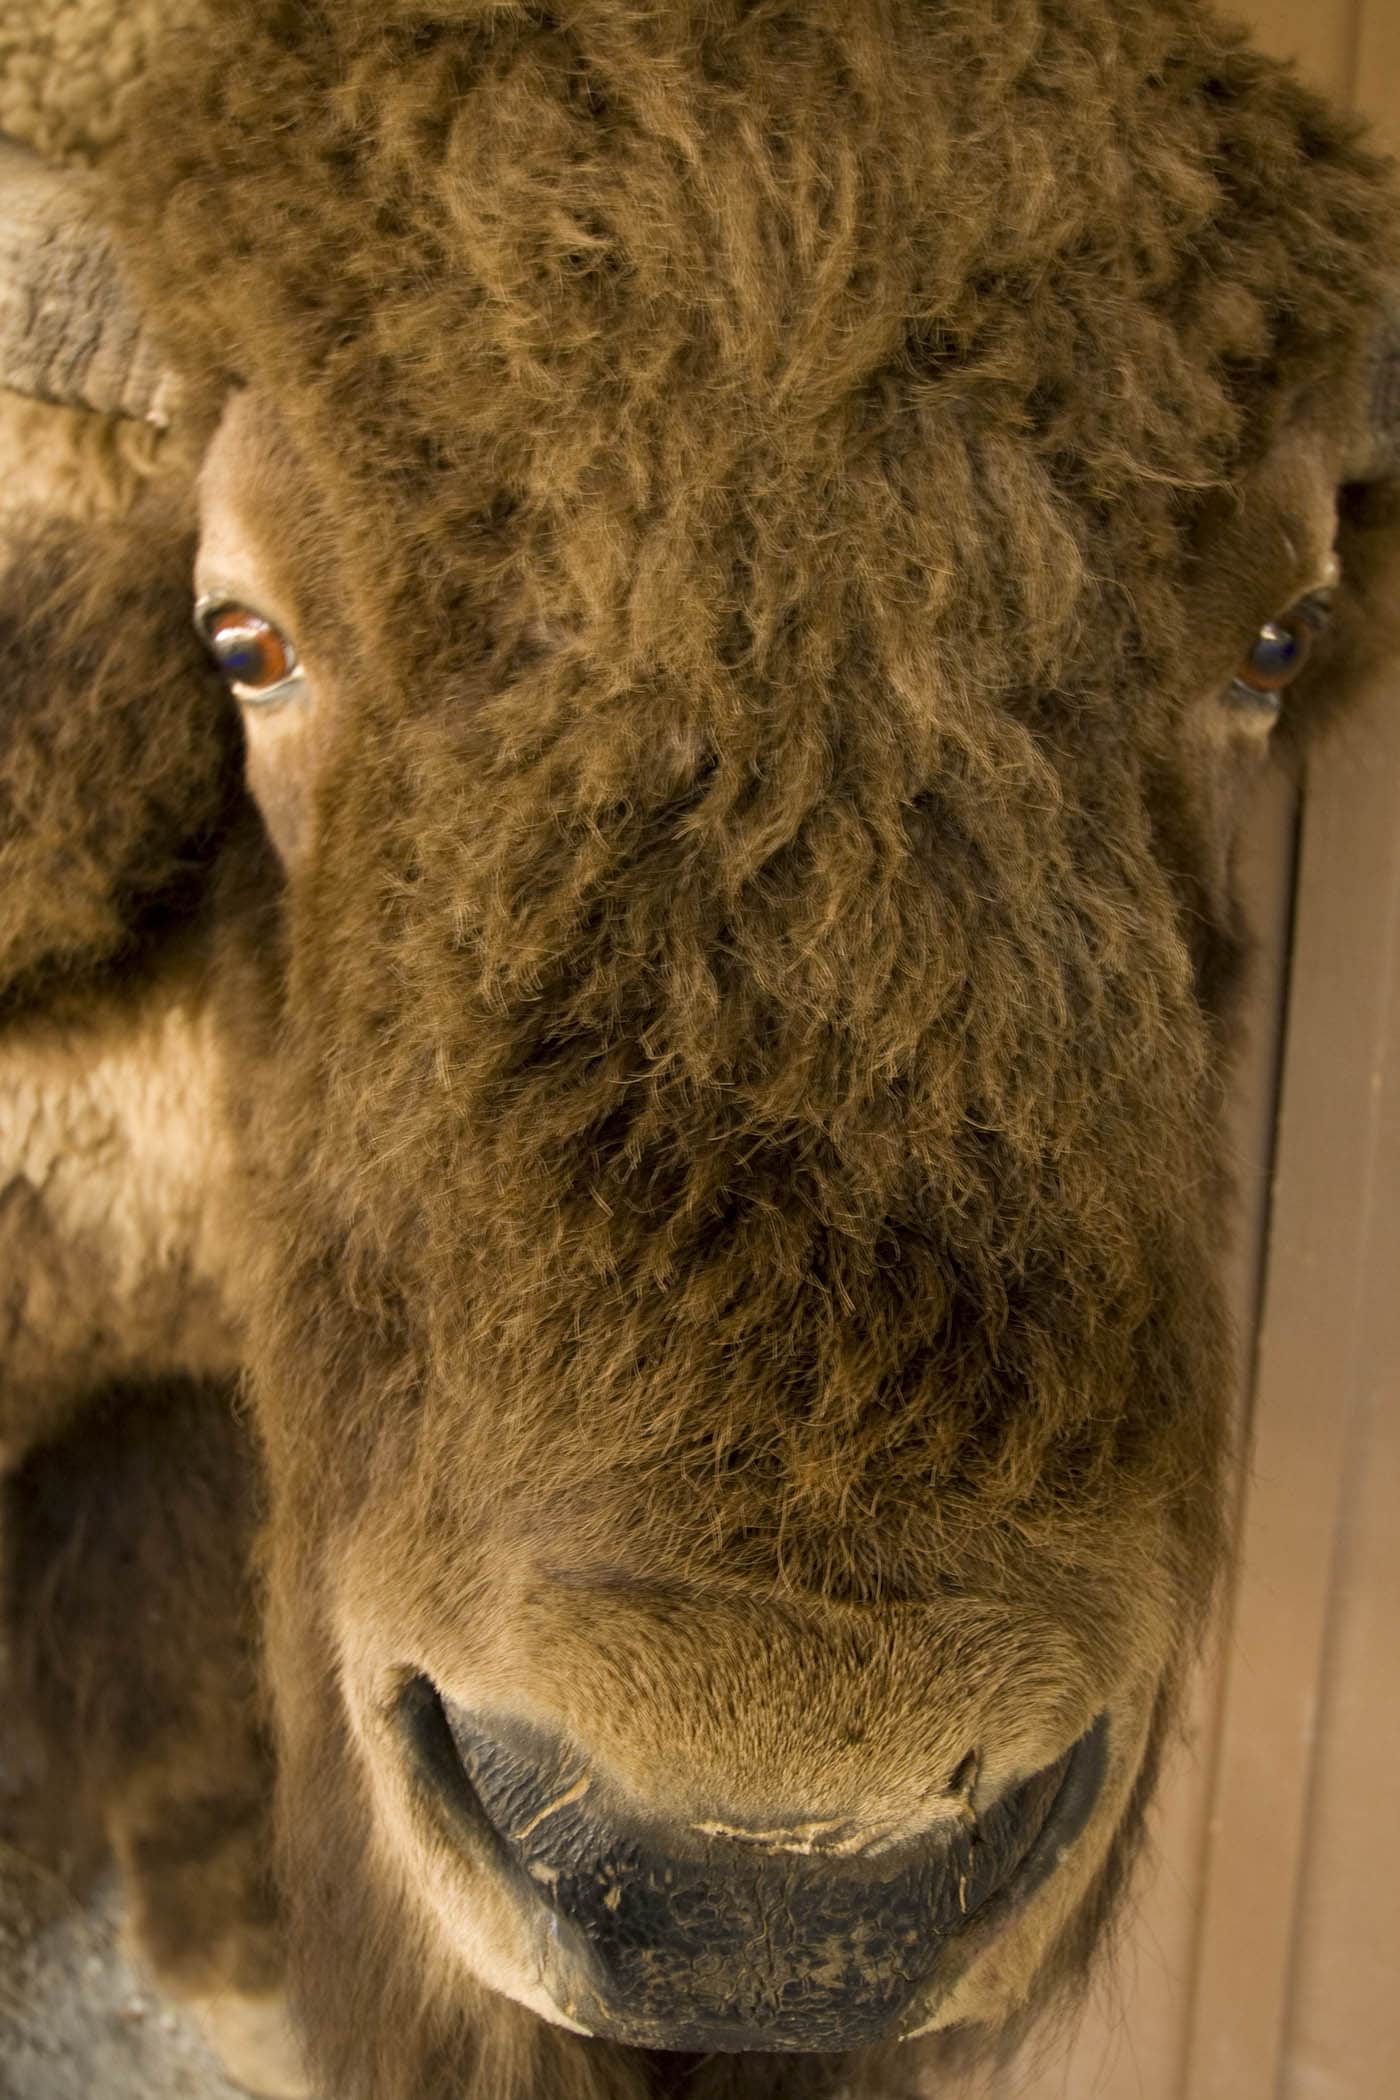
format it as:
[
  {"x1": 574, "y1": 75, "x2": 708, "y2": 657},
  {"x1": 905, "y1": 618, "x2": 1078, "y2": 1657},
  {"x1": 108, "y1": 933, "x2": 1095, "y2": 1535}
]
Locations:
[
  {"x1": 1228, "y1": 565, "x2": 1339, "y2": 719},
  {"x1": 195, "y1": 595, "x2": 304, "y2": 707}
]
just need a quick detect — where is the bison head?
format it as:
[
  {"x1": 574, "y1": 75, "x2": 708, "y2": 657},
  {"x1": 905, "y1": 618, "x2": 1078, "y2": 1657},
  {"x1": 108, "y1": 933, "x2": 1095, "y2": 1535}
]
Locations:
[{"x1": 4, "y1": 2, "x2": 1398, "y2": 2094}]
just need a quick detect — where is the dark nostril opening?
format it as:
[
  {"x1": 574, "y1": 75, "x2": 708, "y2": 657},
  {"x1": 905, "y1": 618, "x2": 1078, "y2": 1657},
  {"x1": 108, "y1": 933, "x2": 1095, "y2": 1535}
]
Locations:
[
  {"x1": 399, "y1": 1674, "x2": 460, "y2": 1797},
  {"x1": 398, "y1": 1675, "x2": 502, "y2": 1852},
  {"x1": 946, "y1": 1747, "x2": 980, "y2": 1797}
]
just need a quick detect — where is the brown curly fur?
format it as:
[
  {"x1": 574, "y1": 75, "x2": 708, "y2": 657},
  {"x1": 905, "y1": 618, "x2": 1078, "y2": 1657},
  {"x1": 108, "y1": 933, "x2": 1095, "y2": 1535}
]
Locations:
[
  {"x1": 2, "y1": 1378, "x2": 281, "y2": 1999},
  {"x1": 0, "y1": 484, "x2": 242, "y2": 1008},
  {"x1": 3, "y1": 3, "x2": 1399, "y2": 2097}
]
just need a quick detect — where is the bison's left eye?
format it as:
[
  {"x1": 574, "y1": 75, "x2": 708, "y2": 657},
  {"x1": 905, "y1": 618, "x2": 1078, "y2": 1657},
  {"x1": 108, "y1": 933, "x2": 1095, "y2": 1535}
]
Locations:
[
  {"x1": 195, "y1": 595, "x2": 304, "y2": 707},
  {"x1": 1230, "y1": 585, "x2": 1336, "y2": 716}
]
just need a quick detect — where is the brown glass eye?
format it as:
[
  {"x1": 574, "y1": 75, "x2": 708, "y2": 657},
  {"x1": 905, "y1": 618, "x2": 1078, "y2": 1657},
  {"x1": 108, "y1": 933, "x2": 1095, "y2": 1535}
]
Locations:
[
  {"x1": 1231, "y1": 589, "x2": 1334, "y2": 708},
  {"x1": 196, "y1": 598, "x2": 301, "y2": 702}
]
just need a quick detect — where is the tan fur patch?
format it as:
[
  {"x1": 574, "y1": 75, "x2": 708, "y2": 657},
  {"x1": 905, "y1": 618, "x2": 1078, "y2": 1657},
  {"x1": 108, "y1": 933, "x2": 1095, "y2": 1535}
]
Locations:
[
  {"x1": 0, "y1": 389, "x2": 165, "y2": 531},
  {"x1": 0, "y1": 969, "x2": 239, "y2": 1459},
  {"x1": 184, "y1": 1987, "x2": 313, "y2": 2100}
]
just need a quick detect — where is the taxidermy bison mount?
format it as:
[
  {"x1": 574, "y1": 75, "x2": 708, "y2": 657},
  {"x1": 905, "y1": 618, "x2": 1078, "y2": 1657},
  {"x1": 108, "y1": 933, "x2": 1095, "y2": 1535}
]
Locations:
[{"x1": 1, "y1": 3, "x2": 1397, "y2": 2096}]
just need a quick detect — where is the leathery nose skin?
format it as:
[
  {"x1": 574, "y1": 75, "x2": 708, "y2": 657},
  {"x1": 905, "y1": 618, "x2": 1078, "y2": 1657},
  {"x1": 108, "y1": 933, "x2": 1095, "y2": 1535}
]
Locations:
[{"x1": 435, "y1": 1706, "x2": 1108, "y2": 2051}]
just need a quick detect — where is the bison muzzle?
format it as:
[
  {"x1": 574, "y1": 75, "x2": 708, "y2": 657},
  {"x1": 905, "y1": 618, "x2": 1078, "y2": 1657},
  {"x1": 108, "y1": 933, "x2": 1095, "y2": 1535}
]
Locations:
[{"x1": 400, "y1": 1684, "x2": 1108, "y2": 2049}]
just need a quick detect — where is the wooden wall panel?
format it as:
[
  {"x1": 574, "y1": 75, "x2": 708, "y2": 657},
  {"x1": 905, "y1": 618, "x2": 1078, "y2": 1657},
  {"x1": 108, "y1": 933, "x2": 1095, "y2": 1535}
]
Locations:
[
  {"x1": 1239, "y1": 0, "x2": 1361, "y2": 98},
  {"x1": 1356, "y1": 0, "x2": 1400, "y2": 159},
  {"x1": 1279, "y1": 1002, "x2": 1400, "y2": 2096}
]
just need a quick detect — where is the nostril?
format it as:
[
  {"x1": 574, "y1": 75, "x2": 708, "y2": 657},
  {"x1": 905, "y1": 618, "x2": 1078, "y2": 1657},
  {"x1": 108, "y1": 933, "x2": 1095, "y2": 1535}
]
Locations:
[
  {"x1": 398, "y1": 1678, "x2": 602, "y2": 1879},
  {"x1": 413, "y1": 1689, "x2": 599, "y2": 1863},
  {"x1": 398, "y1": 1676, "x2": 498, "y2": 1847},
  {"x1": 946, "y1": 1747, "x2": 980, "y2": 1798}
]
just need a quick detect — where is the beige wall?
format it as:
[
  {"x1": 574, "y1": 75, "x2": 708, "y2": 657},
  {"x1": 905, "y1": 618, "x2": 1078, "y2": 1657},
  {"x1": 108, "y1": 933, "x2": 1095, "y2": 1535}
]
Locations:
[{"x1": 1002, "y1": 8, "x2": 1400, "y2": 2098}]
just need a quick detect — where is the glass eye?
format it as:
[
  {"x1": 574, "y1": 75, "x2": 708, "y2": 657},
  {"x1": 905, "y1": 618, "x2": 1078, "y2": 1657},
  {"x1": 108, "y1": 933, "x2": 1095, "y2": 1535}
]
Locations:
[
  {"x1": 1231, "y1": 587, "x2": 1335, "y2": 713},
  {"x1": 195, "y1": 596, "x2": 303, "y2": 705}
]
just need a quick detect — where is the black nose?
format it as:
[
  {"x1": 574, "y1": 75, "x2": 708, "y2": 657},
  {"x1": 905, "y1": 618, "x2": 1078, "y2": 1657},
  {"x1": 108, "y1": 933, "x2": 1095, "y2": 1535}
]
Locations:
[{"x1": 402, "y1": 1685, "x2": 1107, "y2": 2051}]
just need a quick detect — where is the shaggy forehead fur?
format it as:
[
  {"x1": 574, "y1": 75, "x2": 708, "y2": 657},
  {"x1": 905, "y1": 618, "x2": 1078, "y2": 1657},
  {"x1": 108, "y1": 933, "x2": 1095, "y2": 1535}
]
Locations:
[{"x1": 104, "y1": 0, "x2": 1397, "y2": 1610}]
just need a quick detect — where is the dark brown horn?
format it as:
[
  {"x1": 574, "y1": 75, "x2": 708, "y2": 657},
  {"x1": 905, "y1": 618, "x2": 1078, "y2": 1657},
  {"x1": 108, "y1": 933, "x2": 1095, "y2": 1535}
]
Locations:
[{"x1": 0, "y1": 135, "x2": 176, "y2": 425}]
